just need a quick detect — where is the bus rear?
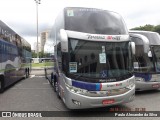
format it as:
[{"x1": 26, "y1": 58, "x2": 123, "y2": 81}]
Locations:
[{"x1": 52, "y1": 7, "x2": 135, "y2": 109}]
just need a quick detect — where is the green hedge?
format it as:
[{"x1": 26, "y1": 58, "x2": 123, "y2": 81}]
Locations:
[{"x1": 32, "y1": 62, "x2": 54, "y2": 68}]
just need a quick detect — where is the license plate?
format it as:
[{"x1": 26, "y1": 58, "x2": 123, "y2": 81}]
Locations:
[
  {"x1": 102, "y1": 99, "x2": 115, "y2": 105},
  {"x1": 152, "y1": 84, "x2": 160, "y2": 88}
]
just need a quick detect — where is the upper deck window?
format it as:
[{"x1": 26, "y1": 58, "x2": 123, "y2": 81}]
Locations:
[{"x1": 64, "y1": 7, "x2": 128, "y2": 35}]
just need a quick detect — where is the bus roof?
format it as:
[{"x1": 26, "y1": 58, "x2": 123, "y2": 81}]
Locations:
[
  {"x1": 129, "y1": 30, "x2": 160, "y2": 45},
  {"x1": 64, "y1": 7, "x2": 120, "y2": 15},
  {"x1": 129, "y1": 30, "x2": 159, "y2": 34}
]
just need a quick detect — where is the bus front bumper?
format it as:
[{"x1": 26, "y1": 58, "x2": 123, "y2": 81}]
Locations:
[
  {"x1": 63, "y1": 85, "x2": 135, "y2": 109},
  {"x1": 136, "y1": 81, "x2": 160, "y2": 91}
]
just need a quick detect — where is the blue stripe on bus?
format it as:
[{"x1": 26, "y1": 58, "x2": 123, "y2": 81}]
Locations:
[
  {"x1": 0, "y1": 39, "x2": 16, "y2": 47},
  {"x1": 72, "y1": 80, "x2": 101, "y2": 91},
  {"x1": 135, "y1": 73, "x2": 152, "y2": 81}
]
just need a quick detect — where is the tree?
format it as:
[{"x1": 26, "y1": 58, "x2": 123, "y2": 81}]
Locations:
[
  {"x1": 154, "y1": 25, "x2": 160, "y2": 34},
  {"x1": 131, "y1": 24, "x2": 155, "y2": 31},
  {"x1": 31, "y1": 51, "x2": 51, "y2": 58},
  {"x1": 39, "y1": 51, "x2": 44, "y2": 58},
  {"x1": 32, "y1": 52, "x2": 37, "y2": 58},
  {"x1": 131, "y1": 24, "x2": 160, "y2": 35}
]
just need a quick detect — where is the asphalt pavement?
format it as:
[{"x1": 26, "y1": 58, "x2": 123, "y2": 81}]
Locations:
[
  {"x1": 0, "y1": 68, "x2": 160, "y2": 119},
  {"x1": 30, "y1": 67, "x2": 46, "y2": 76}
]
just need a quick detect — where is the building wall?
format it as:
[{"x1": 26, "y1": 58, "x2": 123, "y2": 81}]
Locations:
[{"x1": 40, "y1": 30, "x2": 49, "y2": 52}]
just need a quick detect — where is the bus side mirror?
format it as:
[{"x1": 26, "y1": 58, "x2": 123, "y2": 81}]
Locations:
[
  {"x1": 130, "y1": 42, "x2": 135, "y2": 55},
  {"x1": 60, "y1": 29, "x2": 68, "y2": 52},
  {"x1": 142, "y1": 36, "x2": 150, "y2": 54}
]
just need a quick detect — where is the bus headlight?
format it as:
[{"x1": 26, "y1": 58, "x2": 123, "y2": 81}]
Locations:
[
  {"x1": 135, "y1": 77, "x2": 145, "y2": 82},
  {"x1": 129, "y1": 78, "x2": 135, "y2": 85},
  {"x1": 126, "y1": 78, "x2": 135, "y2": 89},
  {"x1": 65, "y1": 83, "x2": 87, "y2": 95}
]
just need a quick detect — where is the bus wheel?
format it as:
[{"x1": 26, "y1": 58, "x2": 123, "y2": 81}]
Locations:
[
  {"x1": 27, "y1": 68, "x2": 30, "y2": 75},
  {"x1": 53, "y1": 76, "x2": 58, "y2": 92},
  {"x1": 50, "y1": 73, "x2": 53, "y2": 85},
  {"x1": 0, "y1": 76, "x2": 4, "y2": 93},
  {"x1": 53, "y1": 76, "x2": 60, "y2": 98},
  {"x1": 25, "y1": 68, "x2": 29, "y2": 78},
  {"x1": 44, "y1": 68, "x2": 47, "y2": 79},
  {"x1": 25, "y1": 69, "x2": 27, "y2": 78},
  {"x1": 56, "y1": 81, "x2": 61, "y2": 99}
]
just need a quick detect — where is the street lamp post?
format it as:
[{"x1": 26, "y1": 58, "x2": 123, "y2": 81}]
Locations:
[{"x1": 34, "y1": 0, "x2": 41, "y2": 58}]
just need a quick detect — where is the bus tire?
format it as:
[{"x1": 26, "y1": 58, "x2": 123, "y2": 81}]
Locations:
[
  {"x1": 44, "y1": 68, "x2": 47, "y2": 79},
  {"x1": 27, "y1": 68, "x2": 30, "y2": 75},
  {"x1": 25, "y1": 68, "x2": 29, "y2": 78},
  {"x1": 53, "y1": 75, "x2": 57, "y2": 92},
  {"x1": 53, "y1": 75, "x2": 60, "y2": 99},
  {"x1": 0, "y1": 76, "x2": 4, "y2": 93},
  {"x1": 50, "y1": 73, "x2": 53, "y2": 85}
]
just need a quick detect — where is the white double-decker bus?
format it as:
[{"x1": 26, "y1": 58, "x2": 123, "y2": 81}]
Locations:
[
  {"x1": 46, "y1": 7, "x2": 135, "y2": 109},
  {"x1": 130, "y1": 30, "x2": 160, "y2": 91}
]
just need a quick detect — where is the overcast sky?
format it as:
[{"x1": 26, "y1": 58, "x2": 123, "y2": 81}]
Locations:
[{"x1": 0, "y1": 0, "x2": 160, "y2": 50}]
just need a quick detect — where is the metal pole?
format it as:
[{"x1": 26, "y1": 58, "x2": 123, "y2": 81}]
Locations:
[
  {"x1": 34, "y1": 0, "x2": 41, "y2": 58},
  {"x1": 36, "y1": 2, "x2": 39, "y2": 58}
]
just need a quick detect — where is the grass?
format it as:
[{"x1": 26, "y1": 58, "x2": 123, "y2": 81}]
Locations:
[{"x1": 31, "y1": 62, "x2": 54, "y2": 68}]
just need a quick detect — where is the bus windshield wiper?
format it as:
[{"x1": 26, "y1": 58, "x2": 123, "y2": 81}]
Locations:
[
  {"x1": 70, "y1": 73, "x2": 84, "y2": 79},
  {"x1": 73, "y1": 74, "x2": 83, "y2": 79}
]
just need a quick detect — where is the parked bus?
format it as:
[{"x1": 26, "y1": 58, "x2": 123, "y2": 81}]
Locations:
[
  {"x1": 0, "y1": 20, "x2": 31, "y2": 92},
  {"x1": 130, "y1": 30, "x2": 160, "y2": 91},
  {"x1": 46, "y1": 7, "x2": 135, "y2": 109}
]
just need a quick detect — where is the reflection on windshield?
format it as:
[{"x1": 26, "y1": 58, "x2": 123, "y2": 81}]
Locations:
[
  {"x1": 65, "y1": 8, "x2": 127, "y2": 35},
  {"x1": 68, "y1": 39, "x2": 132, "y2": 79}
]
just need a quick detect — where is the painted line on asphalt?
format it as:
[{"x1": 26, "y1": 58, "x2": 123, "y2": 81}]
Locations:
[
  {"x1": 30, "y1": 75, "x2": 35, "y2": 78},
  {"x1": 35, "y1": 76, "x2": 45, "y2": 77},
  {"x1": 29, "y1": 75, "x2": 45, "y2": 78}
]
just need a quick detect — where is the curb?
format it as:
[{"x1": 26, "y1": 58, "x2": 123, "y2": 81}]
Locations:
[{"x1": 31, "y1": 67, "x2": 45, "y2": 70}]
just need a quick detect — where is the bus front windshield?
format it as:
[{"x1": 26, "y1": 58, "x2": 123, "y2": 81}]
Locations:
[
  {"x1": 131, "y1": 32, "x2": 160, "y2": 73},
  {"x1": 152, "y1": 45, "x2": 160, "y2": 72},
  {"x1": 133, "y1": 45, "x2": 155, "y2": 73},
  {"x1": 68, "y1": 39, "x2": 132, "y2": 80},
  {"x1": 133, "y1": 45, "x2": 160, "y2": 73}
]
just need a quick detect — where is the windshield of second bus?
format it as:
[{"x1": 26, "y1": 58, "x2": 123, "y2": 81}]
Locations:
[{"x1": 152, "y1": 45, "x2": 160, "y2": 72}]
